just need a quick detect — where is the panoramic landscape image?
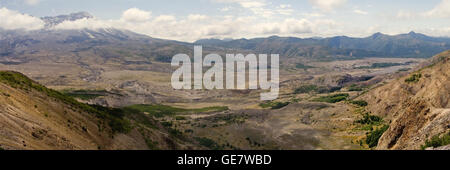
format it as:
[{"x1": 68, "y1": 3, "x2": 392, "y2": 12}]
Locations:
[{"x1": 0, "y1": 0, "x2": 449, "y2": 151}]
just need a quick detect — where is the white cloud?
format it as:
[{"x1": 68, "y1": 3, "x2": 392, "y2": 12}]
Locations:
[
  {"x1": 187, "y1": 14, "x2": 208, "y2": 21},
  {"x1": 24, "y1": 0, "x2": 40, "y2": 5},
  {"x1": 423, "y1": 0, "x2": 450, "y2": 18},
  {"x1": 0, "y1": 7, "x2": 336, "y2": 42},
  {"x1": 396, "y1": 10, "x2": 415, "y2": 19},
  {"x1": 53, "y1": 18, "x2": 112, "y2": 30},
  {"x1": 395, "y1": 0, "x2": 450, "y2": 20},
  {"x1": 418, "y1": 27, "x2": 450, "y2": 37},
  {"x1": 52, "y1": 12, "x2": 328, "y2": 41},
  {"x1": 282, "y1": 19, "x2": 313, "y2": 34},
  {"x1": 0, "y1": 7, "x2": 44, "y2": 30},
  {"x1": 121, "y1": 8, "x2": 151, "y2": 22},
  {"x1": 233, "y1": 0, "x2": 273, "y2": 17},
  {"x1": 251, "y1": 18, "x2": 313, "y2": 35},
  {"x1": 301, "y1": 12, "x2": 325, "y2": 18},
  {"x1": 276, "y1": 4, "x2": 294, "y2": 15},
  {"x1": 213, "y1": 0, "x2": 293, "y2": 17},
  {"x1": 353, "y1": 9, "x2": 368, "y2": 15},
  {"x1": 308, "y1": 0, "x2": 347, "y2": 11},
  {"x1": 239, "y1": 0, "x2": 265, "y2": 8},
  {"x1": 153, "y1": 15, "x2": 176, "y2": 23},
  {"x1": 220, "y1": 7, "x2": 232, "y2": 12}
]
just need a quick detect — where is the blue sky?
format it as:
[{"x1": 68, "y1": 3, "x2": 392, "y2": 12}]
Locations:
[{"x1": 1, "y1": 0, "x2": 449, "y2": 42}]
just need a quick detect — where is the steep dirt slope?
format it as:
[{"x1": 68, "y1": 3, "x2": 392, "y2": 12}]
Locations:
[
  {"x1": 0, "y1": 71, "x2": 196, "y2": 150},
  {"x1": 360, "y1": 51, "x2": 450, "y2": 150}
]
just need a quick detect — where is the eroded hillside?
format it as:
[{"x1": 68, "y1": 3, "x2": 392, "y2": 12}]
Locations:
[
  {"x1": 0, "y1": 71, "x2": 197, "y2": 150},
  {"x1": 360, "y1": 51, "x2": 450, "y2": 150}
]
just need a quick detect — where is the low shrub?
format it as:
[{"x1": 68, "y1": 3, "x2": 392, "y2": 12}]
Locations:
[
  {"x1": 355, "y1": 113, "x2": 382, "y2": 125},
  {"x1": 168, "y1": 128, "x2": 182, "y2": 137},
  {"x1": 312, "y1": 93, "x2": 349, "y2": 103},
  {"x1": 350, "y1": 100, "x2": 368, "y2": 107},
  {"x1": 348, "y1": 84, "x2": 363, "y2": 91},
  {"x1": 405, "y1": 73, "x2": 422, "y2": 83},
  {"x1": 294, "y1": 85, "x2": 317, "y2": 94},
  {"x1": 421, "y1": 132, "x2": 450, "y2": 149},
  {"x1": 366, "y1": 125, "x2": 389, "y2": 148},
  {"x1": 195, "y1": 137, "x2": 223, "y2": 150},
  {"x1": 175, "y1": 116, "x2": 186, "y2": 120},
  {"x1": 161, "y1": 121, "x2": 173, "y2": 127}
]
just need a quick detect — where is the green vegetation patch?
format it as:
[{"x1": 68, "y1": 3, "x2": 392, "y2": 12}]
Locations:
[
  {"x1": 168, "y1": 128, "x2": 183, "y2": 137},
  {"x1": 126, "y1": 104, "x2": 185, "y2": 117},
  {"x1": 89, "y1": 105, "x2": 132, "y2": 133},
  {"x1": 366, "y1": 125, "x2": 389, "y2": 148},
  {"x1": 355, "y1": 62, "x2": 403, "y2": 69},
  {"x1": 175, "y1": 116, "x2": 186, "y2": 120},
  {"x1": 295, "y1": 63, "x2": 315, "y2": 70},
  {"x1": 61, "y1": 89, "x2": 124, "y2": 100},
  {"x1": 124, "y1": 104, "x2": 229, "y2": 118},
  {"x1": 350, "y1": 100, "x2": 368, "y2": 107},
  {"x1": 190, "y1": 106, "x2": 229, "y2": 113},
  {"x1": 355, "y1": 113, "x2": 383, "y2": 125},
  {"x1": 312, "y1": 93, "x2": 349, "y2": 103},
  {"x1": 0, "y1": 71, "x2": 39, "y2": 90},
  {"x1": 194, "y1": 137, "x2": 223, "y2": 150},
  {"x1": 405, "y1": 73, "x2": 422, "y2": 83},
  {"x1": 348, "y1": 84, "x2": 364, "y2": 91},
  {"x1": 62, "y1": 89, "x2": 107, "y2": 100},
  {"x1": 144, "y1": 138, "x2": 159, "y2": 150},
  {"x1": 259, "y1": 101, "x2": 290, "y2": 109},
  {"x1": 421, "y1": 132, "x2": 450, "y2": 150},
  {"x1": 353, "y1": 110, "x2": 388, "y2": 148},
  {"x1": 161, "y1": 121, "x2": 173, "y2": 127},
  {"x1": 315, "y1": 86, "x2": 342, "y2": 93},
  {"x1": 121, "y1": 107, "x2": 158, "y2": 129},
  {"x1": 207, "y1": 114, "x2": 248, "y2": 125},
  {"x1": 294, "y1": 84, "x2": 317, "y2": 94},
  {"x1": 294, "y1": 84, "x2": 342, "y2": 94}
]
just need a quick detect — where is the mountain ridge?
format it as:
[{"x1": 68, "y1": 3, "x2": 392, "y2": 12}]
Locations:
[
  {"x1": 3, "y1": 11, "x2": 450, "y2": 60},
  {"x1": 195, "y1": 32, "x2": 450, "y2": 59}
]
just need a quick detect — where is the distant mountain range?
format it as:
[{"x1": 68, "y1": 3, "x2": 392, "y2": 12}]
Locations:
[
  {"x1": 196, "y1": 32, "x2": 450, "y2": 59},
  {"x1": 1, "y1": 12, "x2": 450, "y2": 63}
]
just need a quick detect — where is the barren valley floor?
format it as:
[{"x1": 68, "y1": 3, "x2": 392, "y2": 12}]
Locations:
[{"x1": 1, "y1": 56, "x2": 430, "y2": 150}]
